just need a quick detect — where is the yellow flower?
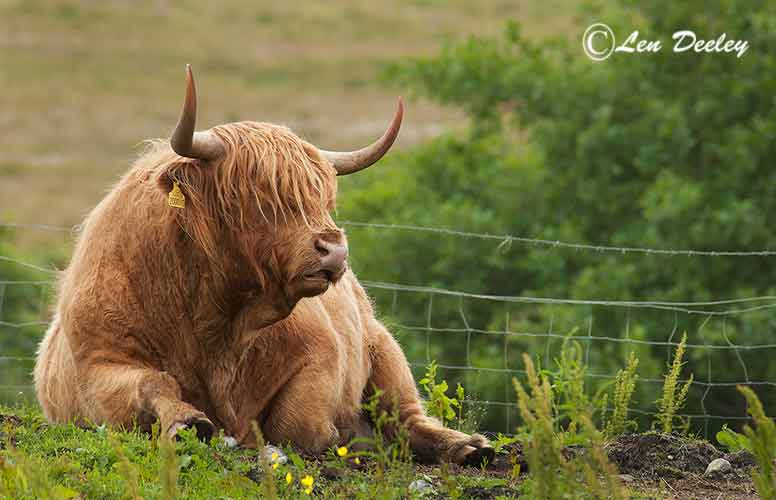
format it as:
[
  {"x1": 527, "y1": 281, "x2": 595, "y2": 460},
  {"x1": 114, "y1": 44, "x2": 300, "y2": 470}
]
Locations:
[
  {"x1": 337, "y1": 446, "x2": 348, "y2": 457},
  {"x1": 301, "y1": 475, "x2": 314, "y2": 488},
  {"x1": 271, "y1": 452, "x2": 278, "y2": 461},
  {"x1": 304, "y1": 487, "x2": 312, "y2": 495},
  {"x1": 285, "y1": 472, "x2": 293, "y2": 484},
  {"x1": 354, "y1": 457, "x2": 361, "y2": 465},
  {"x1": 271, "y1": 462, "x2": 279, "y2": 470}
]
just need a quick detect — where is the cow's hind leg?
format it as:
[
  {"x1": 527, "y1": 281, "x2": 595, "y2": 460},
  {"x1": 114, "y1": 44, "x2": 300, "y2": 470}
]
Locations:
[
  {"x1": 366, "y1": 319, "x2": 494, "y2": 466},
  {"x1": 81, "y1": 362, "x2": 215, "y2": 441}
]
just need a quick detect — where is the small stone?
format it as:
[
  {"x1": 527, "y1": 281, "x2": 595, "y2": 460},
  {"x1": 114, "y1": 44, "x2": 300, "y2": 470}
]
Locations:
[
  {"x1": 618, "y1": 474, "x2": 635, "y2": 483},
  {"x1": 262, "y1": 445, "x2": 287, "y2": 465},
  {"x1": 221, "y1": 436, "x2": 239, "y2": 449},
  {"x1": 409, "y1": 479, "x2": 433, "y2": 493},
  {"x1": 704, "y1": 458, "x2": 732, "y2": 477}
]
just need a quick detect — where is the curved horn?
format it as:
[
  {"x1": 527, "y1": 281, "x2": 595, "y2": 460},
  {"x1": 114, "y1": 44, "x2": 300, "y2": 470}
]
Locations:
[
  {"x1": 321, "y1": 97, "x2": 404, "y2": 175},
  {"x1": 170, "y1": 64, "x2": 224, "y2": 160}
]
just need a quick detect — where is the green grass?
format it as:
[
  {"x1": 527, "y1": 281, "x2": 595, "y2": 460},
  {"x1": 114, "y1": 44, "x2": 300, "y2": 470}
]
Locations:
[
  {"x1": 1, "y1": 406, "x2": 259, "y2": 499},
  {"x1": 0, "y1": 405, "x2": 518, "y2": 500}
]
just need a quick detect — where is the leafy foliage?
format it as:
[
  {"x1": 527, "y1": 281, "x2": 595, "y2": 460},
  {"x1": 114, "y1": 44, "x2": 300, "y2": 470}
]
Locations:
[
  {"x1": 419, "y1": 361, "x2": 461, "y2": 426},
  {"x1": 716, "y1": 424, "x2": 752, "y2": 453},
  {"x1": 337, "y1": 0, "x2": 776, "y2": 434}
]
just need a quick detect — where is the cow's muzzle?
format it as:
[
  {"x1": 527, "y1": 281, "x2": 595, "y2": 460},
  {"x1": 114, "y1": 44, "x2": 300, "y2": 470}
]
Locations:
[{"x1": 314, "y1": 238, "x2": 348, "y2": 280}]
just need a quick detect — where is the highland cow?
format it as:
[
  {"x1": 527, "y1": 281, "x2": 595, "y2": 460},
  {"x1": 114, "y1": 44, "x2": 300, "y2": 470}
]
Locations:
[{"x1": 34, "y1": 65, "x2": 494, "y2": 465}]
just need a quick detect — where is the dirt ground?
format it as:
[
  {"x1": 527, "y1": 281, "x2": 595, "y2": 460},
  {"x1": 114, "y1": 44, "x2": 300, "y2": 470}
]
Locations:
[
  {"x1": 605, "y1": 432, "x2": 758, "y2": 500},
  {"x1": 411, "y1": 432, "x2": 760, "y2": 499}
]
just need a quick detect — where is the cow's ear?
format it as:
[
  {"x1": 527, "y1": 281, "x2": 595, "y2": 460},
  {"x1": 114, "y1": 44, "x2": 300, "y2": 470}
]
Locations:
[
  {"x1": 157, "y1": 171, "x2": 175, "y2": 193},
  {"x1": 156, "y1": 158, "x2": 202, "y2": 194}
]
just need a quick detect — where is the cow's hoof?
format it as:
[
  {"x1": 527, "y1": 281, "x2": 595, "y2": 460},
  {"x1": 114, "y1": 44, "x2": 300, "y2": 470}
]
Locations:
[
  {"x1": 462, "y1": 444, "x2": 496, "y2": 467},
  {"x1": 451, "y1": 433, "x2": 495, "y2": 467},
  {"x1": 168, "y1": 414, "x2": 215, "y2": 443}
]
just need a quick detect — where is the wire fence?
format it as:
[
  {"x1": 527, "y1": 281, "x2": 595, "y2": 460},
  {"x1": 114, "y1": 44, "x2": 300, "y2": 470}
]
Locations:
[{"x1": 2, "y1": 220, "x2": 776, "y2": 437}]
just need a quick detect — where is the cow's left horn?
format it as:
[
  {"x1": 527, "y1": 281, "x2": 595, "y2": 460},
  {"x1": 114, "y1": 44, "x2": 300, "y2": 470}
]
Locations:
[
  {"x1": 321, "y1": 97, "x2": 403, "y2": 175},
  {"x1": 170, "y1": 64, "x2": 224, "y2": 160}
]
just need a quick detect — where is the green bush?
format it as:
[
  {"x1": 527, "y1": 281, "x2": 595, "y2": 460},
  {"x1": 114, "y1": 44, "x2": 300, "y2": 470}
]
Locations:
[{"x1": 339, "y1": 0, "x2": 776, "y2": 434}]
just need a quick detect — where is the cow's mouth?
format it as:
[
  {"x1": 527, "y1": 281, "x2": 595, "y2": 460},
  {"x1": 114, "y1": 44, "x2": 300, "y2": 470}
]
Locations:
[{"x1": 304, "y1": 270, "x2": 334, "y2": 282}]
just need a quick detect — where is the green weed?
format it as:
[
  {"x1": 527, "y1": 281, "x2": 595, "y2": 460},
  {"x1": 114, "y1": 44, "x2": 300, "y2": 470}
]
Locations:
[
  {"x1": 716, "y1": 424, "x2": 752, "y2": 453},
  {"x1": 419, "y1": 361, "x2": 461, "y2": 428},
  {"x1": 514, "y1": 352, "x2": 626, "y2": 499},
  {"x1": 738, "y1": 385, "x2": 776, "y2": 500},
  {"x1": 604, "y1": 351, "x2": 639, "y2": 438},
  {"x1": 654, "y1": 333, "x2": 693, "y2": 434}
]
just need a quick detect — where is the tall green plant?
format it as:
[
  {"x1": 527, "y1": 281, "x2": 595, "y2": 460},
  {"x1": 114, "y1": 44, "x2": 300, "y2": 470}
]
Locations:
[
  {"x1": 654, "y1": 333, "x2": 693, "y2": 434},
  {"x1": 514, "y1": 353, "x2": 625, "y2": 499},
  {"x1": 554, "y1": 338, "x2": 590, "y2": 436},
  {"x1": 158, "y1": 436, "x2": 181, "y2": 500},
  {"x1": 513, "y1": 354, "x2": 564, "y2": 499},
  {"x1": 738, "y1": 385, "x2": 776, "y2": 500},
  {"x1": 604, "y1": 352, "x2": 639, "y2": 438}
]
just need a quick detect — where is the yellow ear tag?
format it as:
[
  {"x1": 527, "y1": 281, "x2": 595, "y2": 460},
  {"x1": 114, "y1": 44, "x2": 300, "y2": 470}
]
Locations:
[{"x1": 168, "y1": 181, "x2": 186, "y2": 209}]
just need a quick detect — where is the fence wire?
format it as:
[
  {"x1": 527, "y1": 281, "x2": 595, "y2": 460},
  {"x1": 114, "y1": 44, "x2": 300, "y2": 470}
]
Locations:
[{"x1": 2, "y1": 220, "x2": 776, "y2": 437}]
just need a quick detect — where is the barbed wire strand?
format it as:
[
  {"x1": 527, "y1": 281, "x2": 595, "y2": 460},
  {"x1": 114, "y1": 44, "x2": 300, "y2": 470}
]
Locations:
[
  {"x1": 340, "y1": 221, "x2": 776, "y2": 257},
  {"x1": 5, "y1": 219, "x2": 776, "y2": 257}
]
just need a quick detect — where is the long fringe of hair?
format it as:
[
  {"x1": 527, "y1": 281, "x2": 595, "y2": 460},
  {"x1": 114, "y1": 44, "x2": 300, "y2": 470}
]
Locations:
[{"x1": 140, "y1": 122, "x2": 338, "y2": 277}]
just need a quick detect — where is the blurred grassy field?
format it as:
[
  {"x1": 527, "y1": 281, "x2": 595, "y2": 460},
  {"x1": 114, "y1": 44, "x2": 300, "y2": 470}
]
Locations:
[{"x1": 0, "y1": 0, "x2": 577, "y2": 248}]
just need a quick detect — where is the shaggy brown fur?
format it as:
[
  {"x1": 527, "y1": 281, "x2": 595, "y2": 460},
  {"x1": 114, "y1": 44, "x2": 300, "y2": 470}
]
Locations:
[{"x1": 34, "y1": 118, "x2": 493, "y2": 465}]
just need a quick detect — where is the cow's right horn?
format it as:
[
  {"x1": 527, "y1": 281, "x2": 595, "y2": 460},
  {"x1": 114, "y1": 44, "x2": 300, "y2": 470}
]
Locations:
[
  {"x1": 170, "y1": 65, "x2": 224, "y2": 160},
  {"x1": 320, "y1": 97, "x2": 403, "y2": 175}
]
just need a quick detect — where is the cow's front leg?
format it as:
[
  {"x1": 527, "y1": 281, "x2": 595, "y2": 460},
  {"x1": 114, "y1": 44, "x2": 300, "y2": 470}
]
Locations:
[
  {"x1": 253, "y1": 366, "x2": 341, "y2": 453},
  {"x1": 80, "y1": 362, "x2": 215, "y2": 441},
  {"x1": 206, "y1": 292, "x2": 306, "y2": 437},
  {"x1": 365, "y1": 319, "x2": 495, "y2": 465},
  {"x1": 246, "y1": 326, "x2": 342, "y2": 454}
]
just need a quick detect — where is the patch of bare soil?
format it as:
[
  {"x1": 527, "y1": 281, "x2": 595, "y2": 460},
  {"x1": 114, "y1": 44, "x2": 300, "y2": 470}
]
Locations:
[
  {"x1": 0, "y1": 414, "x2": 22, "y2": 427},
  {"x1": 606, "y1": 432, "x2": 759, "y2": 499},
  {"x1": 423, "y1": 434, "x2": 760, "y2": 499},
  {"x1": 0, "y1": 413, "x2": 23, "y2": 449}
]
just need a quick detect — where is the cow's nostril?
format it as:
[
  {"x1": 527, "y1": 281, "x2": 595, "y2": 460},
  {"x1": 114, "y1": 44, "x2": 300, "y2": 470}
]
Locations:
[{"x1": 314, "y1": 239, "x2": 330, "y2": 257}]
